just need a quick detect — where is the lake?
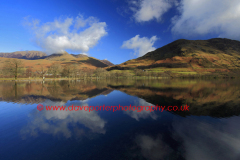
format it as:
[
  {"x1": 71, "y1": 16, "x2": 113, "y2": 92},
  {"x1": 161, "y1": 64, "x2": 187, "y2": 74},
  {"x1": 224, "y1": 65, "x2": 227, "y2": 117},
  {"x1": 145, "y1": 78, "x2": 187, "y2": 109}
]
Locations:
[{"x1": 0, "y1": 79, "x2": 240, "y2": 160}]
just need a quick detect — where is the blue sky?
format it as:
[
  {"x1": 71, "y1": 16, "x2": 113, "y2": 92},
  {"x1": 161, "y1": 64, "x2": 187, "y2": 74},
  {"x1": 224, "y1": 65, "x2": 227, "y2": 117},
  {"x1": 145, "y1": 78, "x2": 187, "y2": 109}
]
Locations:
[{"x1": 0, "y1": 0, "x2": 239, "y2": 64}]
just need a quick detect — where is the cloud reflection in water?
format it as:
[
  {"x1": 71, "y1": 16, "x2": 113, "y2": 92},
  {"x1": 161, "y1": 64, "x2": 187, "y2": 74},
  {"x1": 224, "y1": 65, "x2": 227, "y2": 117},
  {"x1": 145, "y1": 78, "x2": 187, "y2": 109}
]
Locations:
[
  {"x1": 134, "y1": 116, "x2": 240, "y2": 160},
  {"x1": 20, "y1": 100, "x2": 107, "y2": 139},
  {"x1": 124, "y1": 98, "x2": 158, "y2": 121}
]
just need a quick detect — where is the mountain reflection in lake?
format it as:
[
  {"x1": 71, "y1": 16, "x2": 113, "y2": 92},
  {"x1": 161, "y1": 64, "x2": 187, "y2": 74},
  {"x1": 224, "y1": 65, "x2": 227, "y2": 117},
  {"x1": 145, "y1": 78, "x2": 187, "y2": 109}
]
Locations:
[{"x1": 0, "y1": 79, "x2": 240, "y2": 160}]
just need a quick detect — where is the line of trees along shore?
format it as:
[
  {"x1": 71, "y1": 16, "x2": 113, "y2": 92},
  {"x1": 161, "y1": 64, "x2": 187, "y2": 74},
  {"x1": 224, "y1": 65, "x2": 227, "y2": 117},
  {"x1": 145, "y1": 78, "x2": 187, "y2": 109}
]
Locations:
[{"x1": 2, "y1": 59, "x2": 170, "y2": 80}]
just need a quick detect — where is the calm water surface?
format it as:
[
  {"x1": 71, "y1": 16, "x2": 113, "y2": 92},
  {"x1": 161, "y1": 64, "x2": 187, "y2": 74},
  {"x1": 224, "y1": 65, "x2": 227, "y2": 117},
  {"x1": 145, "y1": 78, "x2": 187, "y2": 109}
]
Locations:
[{"x1": 0, "y1": 79, "x2": 240, "y2": 160}]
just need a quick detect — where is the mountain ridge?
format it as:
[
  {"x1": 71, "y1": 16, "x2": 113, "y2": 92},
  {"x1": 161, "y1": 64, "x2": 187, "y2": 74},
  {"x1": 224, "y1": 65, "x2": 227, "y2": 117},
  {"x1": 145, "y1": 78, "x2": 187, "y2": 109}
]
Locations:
[
  {"x1": 0, "y1": 51, "x2": 113, "y2": 72},
  {"x1": 107, "y1": 38, "x2": 240, "y2": 76},
  {"x1": 0, "y1": 51, "x2": 47, "y2": 60},
  {"x1": 101, "y1": 60, "x2": 114, "y2": 66}
]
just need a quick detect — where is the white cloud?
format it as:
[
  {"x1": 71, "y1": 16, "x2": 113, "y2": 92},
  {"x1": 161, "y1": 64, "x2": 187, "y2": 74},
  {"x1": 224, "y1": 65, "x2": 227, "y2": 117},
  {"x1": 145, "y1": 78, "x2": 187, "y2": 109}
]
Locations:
[
  {"x1": 130, "y1": 0, "x2": 176, "y2": 22},
  {"x1": 74, "y1": 15, "x2": 98, "y2": 29},
  {"x1": 125, "y1": 0, "x2": 240, "y2": 40},
  {"x1": 81, "y1": 53, "x2": 89, "y2": 56},
  {"x1": 171, "y1": 0, "x2": 240, "y2": 40},
  {"x1": 24, "y1": 14, "x2": 107, "y2": 54},
  {"x1": 121, "y1": 35, "x2": 158, "y2": 57}
]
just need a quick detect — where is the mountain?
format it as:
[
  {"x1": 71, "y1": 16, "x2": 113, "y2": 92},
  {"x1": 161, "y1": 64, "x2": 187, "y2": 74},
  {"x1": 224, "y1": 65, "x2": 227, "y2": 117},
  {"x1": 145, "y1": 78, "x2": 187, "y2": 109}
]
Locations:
[
  {"x1": 45, "y1": 52, "x2": 110, "y2": 68},
  {"x1": 101, "y1": 60, "x2": 114, "y2": 66},
  {"x1": 0, "y1": 51, "x2": 114, "y2": 68},
  {"x1": 71, "y1": 54, "x2": 88, "y2": 58},
  {"x1": 0, "y1": 51, "x2": 47, "y2": 59},
  {"x1": 45, "y1": 51, "x2": 76, "y2": 61},
  {"x1": 0, "y1": 51, "x2": 112, "y2": 72},
  {"x1": 71, "y1": 54, "x2": 114, "y2": 66},
  {"x1": 107, "y1": 38, "x2": 240, "y2": 76}
]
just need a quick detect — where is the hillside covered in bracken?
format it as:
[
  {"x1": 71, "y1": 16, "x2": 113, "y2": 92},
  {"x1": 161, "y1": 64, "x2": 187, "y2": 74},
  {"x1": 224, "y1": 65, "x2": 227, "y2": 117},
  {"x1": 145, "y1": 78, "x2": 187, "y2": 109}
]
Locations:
[
  {"x1": 0, "y1": 51, "x2": 113, "y2": 78},
  {"x1": 108, "y1": 38, "x2": 240, "y2": 77}
]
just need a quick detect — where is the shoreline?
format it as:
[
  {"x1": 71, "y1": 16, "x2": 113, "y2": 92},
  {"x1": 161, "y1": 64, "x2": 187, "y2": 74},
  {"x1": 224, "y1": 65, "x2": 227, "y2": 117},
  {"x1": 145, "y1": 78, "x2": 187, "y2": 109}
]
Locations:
[{"x1": 0, "y1": 76, "x2": 238, "y2": 81}]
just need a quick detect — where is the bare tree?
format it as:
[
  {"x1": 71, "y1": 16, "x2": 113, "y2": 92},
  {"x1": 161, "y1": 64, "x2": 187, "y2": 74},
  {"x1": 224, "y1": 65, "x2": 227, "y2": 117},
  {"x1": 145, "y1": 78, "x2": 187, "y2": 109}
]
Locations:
[
  {"x1": 152, "y1": 72, "x2": 158, "y2": 78},
  {"x1": 115, "y1": 71, "x2": 122, "y2": 79},
  {"x1": 94, "y1": 68, "x2": 107, "y2": 79},
  {"x1": 110, "y1": 71, "x2": 116, "y2": 79},
  {"x1": 25, "y1": 68, "x2": 32, "y2": 79},
  {"x1": 87, "y1": 70, "x2": 94, "y2": 79},
  {"x1": 134, "y1": 69, "x2": 144, "y2": 77},
  {"x1": 61, "y1": 64, "x2": 78, "y2": 79},
  {"x1": 36, "y1": 66, "x2": 48, "y2": 80},
  {"x1": 71, "y1": 64, "x2": 78, "y2": 79},
  {"x1": 48, "y1": 63, "x2": 62, "y2": 78},
  {"x1": 105, "y1": 71, "x2": 110, "y2": 79},
  {"x1": 61, "y1": 65, "x2": 72, "y2": 78},
  {"x1": 122, "y1": 71, "x2": 131, "y2": 78},
  {"x1": 4, "y1": 59, "x2": 23, "y2": 79},
  {"x1": 32, "y1": 71, "x2": 38, "y2": 78},
  {"x1": 78, "y1": 69, "x2": 84, "y2": 79}
]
